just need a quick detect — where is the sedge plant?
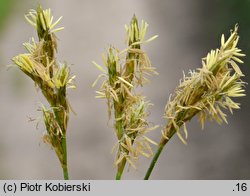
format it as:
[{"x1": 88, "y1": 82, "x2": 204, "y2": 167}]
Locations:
[
  {"x1": 144, "y1": 26, "x2": 246, "y2": 179},
  {"x1": 93, "y1": 15, "x2": 158, "y2": 180},
  {"x1": 12, "y1": 6, "x2": 75, "y2": 180}
]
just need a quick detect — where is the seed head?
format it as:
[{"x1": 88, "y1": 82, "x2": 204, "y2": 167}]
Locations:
[
  {"x1": 163, "y1": 26, "x2": 246, "y2": 144},
  {"x1": 94, "y1": 15, "x2": 158, "y2": 168},
  {"x1": 12, "y1": 6, "x2": 75, "y2": 166}
]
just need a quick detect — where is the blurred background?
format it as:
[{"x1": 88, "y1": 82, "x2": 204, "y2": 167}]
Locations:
[{"x1": 0, "y1": 0, "x2": 249, "y2": 179}]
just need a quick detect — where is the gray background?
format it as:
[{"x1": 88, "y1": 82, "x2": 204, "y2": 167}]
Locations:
[{"x1": 0, "y1": 0, "x2": 249, "y2": 179}]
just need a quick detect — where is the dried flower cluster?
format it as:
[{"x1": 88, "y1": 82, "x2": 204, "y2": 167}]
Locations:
[
  {"x1": 94, "y1": 16, "x2": 158, "y2": 176},
  {"x1": 162, "y1": 26, "x2": 246, "y2": 144},
  {"x1": 12, "y1": 6, "x2": 75, "y2": 179}
]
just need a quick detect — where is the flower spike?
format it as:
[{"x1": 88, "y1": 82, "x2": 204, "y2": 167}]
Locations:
[
  {"x1": 13, "y1": 5, "x2": 75, "y2": 180},
  {"x1": 94, "y1": 15, "x2": 158, "y2": 179}
]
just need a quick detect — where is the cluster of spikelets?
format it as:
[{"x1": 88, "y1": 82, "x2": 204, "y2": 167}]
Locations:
[
  {"x1": 94, "y1": 16, "x2": 158, "y2": 169},
  {"x1": 162, "y1": 26, "x2": 246, "y2": 144},
  {"x1": 12, "y1": 6, "x2": 75, "y2": 169}
]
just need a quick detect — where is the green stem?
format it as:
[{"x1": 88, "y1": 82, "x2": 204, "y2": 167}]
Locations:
[
  {"x1": 62, "y1": 136, "x2": 69, "y2": 180},
  {"x1": 144, "y1": 143, "x2": 165, "y2": 180},
  {"x1": 116, "y1": 158, "x2": 126, "y2": 180},
  {"x1": 63, "y1": 165, "x2": 69, "y2": 180},
  {"x1": 115, "y1": 119, "x2": 127, "y2": 180},
  {"x1": 114, "y1": 106, "x2": 128, "y2": 180},
  {"x1": 144, "y1": 124, "x2": 176, "y2": 180}
]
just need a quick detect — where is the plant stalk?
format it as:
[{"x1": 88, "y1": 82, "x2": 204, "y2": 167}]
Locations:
[
  {"x1": 144, "y1": 125, "x2": 176, "y2": 180},
  {"x1": 144, "y1": 142, "x2": 165, "y2": 180},
  {"x1": 116, "y1": 158, "x2": 126, "y2": 180},
  {"x1": 62, "y1": 136, "x2": 69, "y2": 180},
  {"x1": 115, "y1": 109, "x2": 127, "y2": 180},
  {"x1": 114, "y1": 99, "x2": 129, "y2": 180}
]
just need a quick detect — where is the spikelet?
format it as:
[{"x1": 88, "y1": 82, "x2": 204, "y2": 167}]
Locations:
[
  {"x1": 12, "y1": 6, "x2": 75, "y2": 172},
  {"x1": 94, "y1": 15, "x2": 158, "y2": 169},
  {"x1": 163, "y1": 26, "x2": 246, "y2": 144}
]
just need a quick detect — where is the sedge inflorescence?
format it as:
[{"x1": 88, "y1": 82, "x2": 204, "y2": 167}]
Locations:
[
  {"x1": 162, "y1": 26, "x2": 246, "y2": 144},
  {"x1": 12, "y1": 6, "x2": 75, "y2": 173},
  {"x1": 94, "y1": 15, "x2": 158, "y2": 169}
]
